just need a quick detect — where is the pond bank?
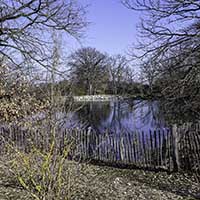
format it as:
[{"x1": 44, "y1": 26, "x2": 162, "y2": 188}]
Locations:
[{"x1": 0, "y1": 160, "x2": 199, "y2": 200}]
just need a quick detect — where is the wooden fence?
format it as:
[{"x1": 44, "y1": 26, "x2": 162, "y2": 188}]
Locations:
[{"x1": 0, "y1": 123, "x2": 200, "y2": 172}]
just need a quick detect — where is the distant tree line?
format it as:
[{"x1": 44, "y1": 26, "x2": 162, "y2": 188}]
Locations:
[
  {"x1": 33, "y1": 46, "x2": 153, "y2": 98},
  {"x1": 50, "y1": 47, "x2": 150, "y2": 97}
]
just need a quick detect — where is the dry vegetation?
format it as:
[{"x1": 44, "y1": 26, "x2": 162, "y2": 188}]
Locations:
[{"x1": 0, "y1": 159, "x2": 199, "y2": 200}]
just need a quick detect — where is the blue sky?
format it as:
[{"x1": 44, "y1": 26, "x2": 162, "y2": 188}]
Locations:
[{"x1": 73, "y1": 0, "x2": 140, "y2": 56}]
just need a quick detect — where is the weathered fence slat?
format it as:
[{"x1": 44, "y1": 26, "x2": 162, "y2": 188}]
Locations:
[
  {"x1": 1, "y1": 123, "x2": 200, "y2": 172},
  {"x1": 149, "y1": 130, "x2": 153, "y2": 168}
]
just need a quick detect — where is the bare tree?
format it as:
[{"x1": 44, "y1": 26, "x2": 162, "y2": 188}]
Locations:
[
  {"x1": 122, "y1": 0, "x2": 200, "y2": 58},
  {"x1": 122, "y1": 0, "x2": 200, "y2": 119},
  {"x1": 140, "y1": 57, "x2": 160, "y2": 94},
  {"x1": 0, "y1": 0, "x2": 88, "y2": 121},
  {"x1": 0, "y1": 0, "x2": 87, "y2": 71},
  {"x1": 68, "y1": 47, "x2": 110, "y2": 95},
  {"x1": 109, "y1": 55, "x2": 134, "y2": 95}
]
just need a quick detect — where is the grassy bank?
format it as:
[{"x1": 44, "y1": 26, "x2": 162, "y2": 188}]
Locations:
[{"x1": 0, "y1": 158, "x2": 199, "y2": 200}]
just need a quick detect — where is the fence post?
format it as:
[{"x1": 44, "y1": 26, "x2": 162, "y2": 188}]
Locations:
[
  {"x1": 87, "y1": 127, "x2": 92, "y2": 158},
  {"x1": 172, "y1": 124, "x2": 180, "y2": 171}
]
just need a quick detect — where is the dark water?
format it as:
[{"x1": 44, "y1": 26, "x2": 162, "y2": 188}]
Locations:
[{"x1": 66, "y1": 100, "x2": 169, "y2": 133}]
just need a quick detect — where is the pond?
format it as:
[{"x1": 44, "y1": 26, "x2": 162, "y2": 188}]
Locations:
[{"x1": 66, "y1": 100, "x2": 169, "y2": 133}]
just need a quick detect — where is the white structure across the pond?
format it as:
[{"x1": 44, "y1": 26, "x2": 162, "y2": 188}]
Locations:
[{"x1": 73, "y1": 95, "x2": 123, "y2": 102}]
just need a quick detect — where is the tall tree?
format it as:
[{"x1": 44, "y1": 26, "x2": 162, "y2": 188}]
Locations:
[{"x1": 68, "y1": 47, "x2": 110, "y2": 95}]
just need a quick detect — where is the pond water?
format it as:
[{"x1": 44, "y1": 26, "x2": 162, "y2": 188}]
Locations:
[{"x1": 66, "y1": 100, "x2": 169, "y2": 133}]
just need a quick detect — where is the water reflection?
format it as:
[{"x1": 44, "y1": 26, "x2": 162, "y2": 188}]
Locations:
[{"x1": 67, "y1": 100, "x2": 168, "y2": 133}]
